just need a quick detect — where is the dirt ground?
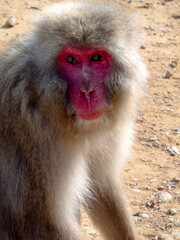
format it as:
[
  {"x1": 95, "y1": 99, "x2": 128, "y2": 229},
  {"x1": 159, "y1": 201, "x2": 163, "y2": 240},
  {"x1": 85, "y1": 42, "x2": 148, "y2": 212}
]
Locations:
[{"x1": 0, "y1": 0, "x2": 179, "y2": 239}]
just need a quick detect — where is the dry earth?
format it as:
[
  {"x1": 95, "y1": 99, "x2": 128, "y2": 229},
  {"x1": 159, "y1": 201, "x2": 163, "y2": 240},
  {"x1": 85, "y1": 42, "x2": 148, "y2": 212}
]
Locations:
[{"x1": 0, "y1": 0, "x2": 179, "y2": 240}]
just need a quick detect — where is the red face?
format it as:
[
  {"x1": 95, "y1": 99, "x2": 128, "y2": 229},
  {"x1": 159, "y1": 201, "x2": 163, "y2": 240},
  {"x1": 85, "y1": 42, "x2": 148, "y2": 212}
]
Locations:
[{"x1": 58, "y1": 46, "x2": 112, "y2": 121}]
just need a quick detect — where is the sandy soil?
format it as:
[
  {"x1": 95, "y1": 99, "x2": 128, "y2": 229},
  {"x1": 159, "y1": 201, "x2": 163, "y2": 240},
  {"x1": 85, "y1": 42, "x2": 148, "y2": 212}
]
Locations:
[{"x1": 0, "y1": 0, "x2": 179, "y2": 239}]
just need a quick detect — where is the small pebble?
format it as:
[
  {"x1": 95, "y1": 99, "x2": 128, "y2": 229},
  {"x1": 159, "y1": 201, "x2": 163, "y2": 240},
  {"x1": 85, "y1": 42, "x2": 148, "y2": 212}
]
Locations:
[
  {"x1": 172, "y1": 177, "x2": 180, "y2": 183},
  {"x1": 133, "y1": 212, "x2": 140, "y2": 216},
  {"x1": 171, "y1": 147, "x2": 180, "y2": 155},
  {"x1": 167, "y1": 208, "x2": 176, "y2": 215},
  {"x1": 158, "y1": 186, "x2": 164, "y2": 190},
  {"x1": 169, "y1": 60, "x2": 177, "y2": 68},
  {"x1": 6, "y1": 16, "x2": 16, "y2": 27},
  {"x1": 158, "y1": 192, "x2": 172, "y2": 203},
  {"x1": 132, "y1": 178, "x2": 139, "y2": 181},
  {"x1": 140, "y1": 45, "x2": 146, "y2": 49},
  {"x1": 141, "y1": 213, "x2": 150, "y2": 218},
  {"x1": 149, "y1": 179, "x2": 156, "y2": 183},
  {"x1": 170, "y1": 152, "x2": 176, "y2": 156},
  {"x1": 133, "y1": 217, "x2": 143, "y2": 222},
  {"x1": 161, "y1": 28, "x2": 168, "y2": 33},
  {"x1": 132, "y1": 189, "x2": 141, "y2": 193},
  {"x1": 168, "y1": 218, "x2": 174, "y2": 223},
  {"x1": 145, "y1": 201, "x2": 155, "y2": 208},
  {"x1": 164, "y1": 71, "x2": 172, "y2": 79},
  {"x1": 30, "y1": 6, "x2": 40, "y2": 10},
  {"x1": 171, "y1": 128, "x2": 180, "y2": 134}
]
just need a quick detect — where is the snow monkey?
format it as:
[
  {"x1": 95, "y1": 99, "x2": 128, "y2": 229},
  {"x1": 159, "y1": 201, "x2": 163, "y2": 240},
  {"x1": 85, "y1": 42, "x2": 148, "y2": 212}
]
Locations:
[{"x1": 0, "y1": 1, "x2": 147, "y2": 239}]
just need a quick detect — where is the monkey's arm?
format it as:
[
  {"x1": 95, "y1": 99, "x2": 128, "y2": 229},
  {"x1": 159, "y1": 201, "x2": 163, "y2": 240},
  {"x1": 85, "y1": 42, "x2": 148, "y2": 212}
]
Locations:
[
  {"x1": 0, "y1": 132, "x2": 83, "y2": 240},
  {"x1": 87, "y1": 128, "x2": 137, "y2": 240},
  {"x1": 87, "y1": 179, "x2": 137, "y2": 240},
  {"x1": 0, "y1": 50, "x2": 81, "y2": 240}
]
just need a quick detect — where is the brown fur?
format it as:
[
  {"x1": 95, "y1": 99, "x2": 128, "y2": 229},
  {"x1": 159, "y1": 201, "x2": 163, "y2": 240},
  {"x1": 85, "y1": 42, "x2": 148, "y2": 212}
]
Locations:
[{"x1": 0, "y1": 1, "x2": 148, "y2": 239}]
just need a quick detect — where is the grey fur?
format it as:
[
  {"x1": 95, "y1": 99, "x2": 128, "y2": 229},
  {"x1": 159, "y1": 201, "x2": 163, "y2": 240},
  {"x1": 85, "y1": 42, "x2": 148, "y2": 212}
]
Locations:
[{"x1": 0, "y1": 1, "x2": 148, "y2": 239}]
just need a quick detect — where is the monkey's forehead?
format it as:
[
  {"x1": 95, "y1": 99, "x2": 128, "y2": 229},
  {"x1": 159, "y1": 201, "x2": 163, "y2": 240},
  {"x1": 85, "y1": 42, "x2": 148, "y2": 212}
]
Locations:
[
  {"x1": 29, "y1": 1, "x2": 141, "y2": 69},
  {"x1": 33, "y1": 1, "x2": 138, "y2": 48}
]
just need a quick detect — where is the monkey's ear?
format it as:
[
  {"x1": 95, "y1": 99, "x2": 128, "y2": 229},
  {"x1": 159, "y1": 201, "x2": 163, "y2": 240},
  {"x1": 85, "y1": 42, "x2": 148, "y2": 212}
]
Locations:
[
  {"x1": 127, "y1": 12, "x2": 146, "y2": 47},
  {"x1": 110, "y1": 4, "x2": 145, "y2": 49}
]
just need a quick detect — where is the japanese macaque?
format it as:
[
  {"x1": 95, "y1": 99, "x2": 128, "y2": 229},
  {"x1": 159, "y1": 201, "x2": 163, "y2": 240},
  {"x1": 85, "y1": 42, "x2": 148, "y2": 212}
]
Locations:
[{"x1": 0, "y1": 1, "x2": 148, "y2": 239}]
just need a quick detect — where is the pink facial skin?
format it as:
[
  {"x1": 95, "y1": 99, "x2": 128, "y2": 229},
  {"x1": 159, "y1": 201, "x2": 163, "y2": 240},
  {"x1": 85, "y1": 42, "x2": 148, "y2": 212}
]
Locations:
[{"x1": 58, "y1": 46, "x2": 113, "y2": 120}]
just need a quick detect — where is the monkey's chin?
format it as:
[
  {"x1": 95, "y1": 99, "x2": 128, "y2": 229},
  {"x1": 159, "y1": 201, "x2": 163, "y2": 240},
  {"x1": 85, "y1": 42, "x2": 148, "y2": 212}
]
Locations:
[{"x1": 77, "y1": 110, "x2": 103, "y2": 121}]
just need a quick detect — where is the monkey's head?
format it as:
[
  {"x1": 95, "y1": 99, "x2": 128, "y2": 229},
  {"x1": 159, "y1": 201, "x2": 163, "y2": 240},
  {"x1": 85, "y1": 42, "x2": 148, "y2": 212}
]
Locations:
[{"x1": 27, "y1": 1, "x2": 147, "y2": 133}]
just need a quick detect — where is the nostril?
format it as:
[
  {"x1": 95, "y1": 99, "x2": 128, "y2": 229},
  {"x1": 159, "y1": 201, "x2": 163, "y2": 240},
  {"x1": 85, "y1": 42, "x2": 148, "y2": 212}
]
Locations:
[{"x1": 89, "y1": 89, "x2": 95, "y2": 95}]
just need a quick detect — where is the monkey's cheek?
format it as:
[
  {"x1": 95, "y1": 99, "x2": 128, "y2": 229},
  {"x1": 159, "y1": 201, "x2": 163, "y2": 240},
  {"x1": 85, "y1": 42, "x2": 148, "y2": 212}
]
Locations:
[{"x1": 77, "y1": 110, "x2": 103, "y2": 121}]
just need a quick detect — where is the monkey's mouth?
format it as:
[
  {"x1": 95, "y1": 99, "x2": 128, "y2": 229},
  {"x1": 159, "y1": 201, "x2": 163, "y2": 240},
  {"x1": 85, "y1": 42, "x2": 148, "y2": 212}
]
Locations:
[{"x1": 76, "y1": 109, "x2": 103, "y2": 121}]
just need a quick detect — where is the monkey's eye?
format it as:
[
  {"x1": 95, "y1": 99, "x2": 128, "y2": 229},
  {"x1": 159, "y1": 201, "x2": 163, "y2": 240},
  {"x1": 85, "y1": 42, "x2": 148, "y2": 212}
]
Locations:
[
  {"x1": 66, "y1": 56, "x2": 79, "y2": 65},
  {"x1": 91, "y1": 54, "x2": 103, "y2": 62}
]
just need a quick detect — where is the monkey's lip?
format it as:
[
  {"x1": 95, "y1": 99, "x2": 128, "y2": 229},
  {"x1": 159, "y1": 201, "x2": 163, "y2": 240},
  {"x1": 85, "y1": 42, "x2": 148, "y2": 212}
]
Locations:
[{"x1": 77, "y1": 109, "x2": 103, "y2": 121}]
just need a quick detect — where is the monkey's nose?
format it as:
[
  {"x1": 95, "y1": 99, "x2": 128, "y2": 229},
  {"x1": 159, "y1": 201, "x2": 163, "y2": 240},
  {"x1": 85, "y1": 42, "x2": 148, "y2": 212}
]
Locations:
[{"x1": 80, "y1": 88, "x2": 95, "y2": 99}]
